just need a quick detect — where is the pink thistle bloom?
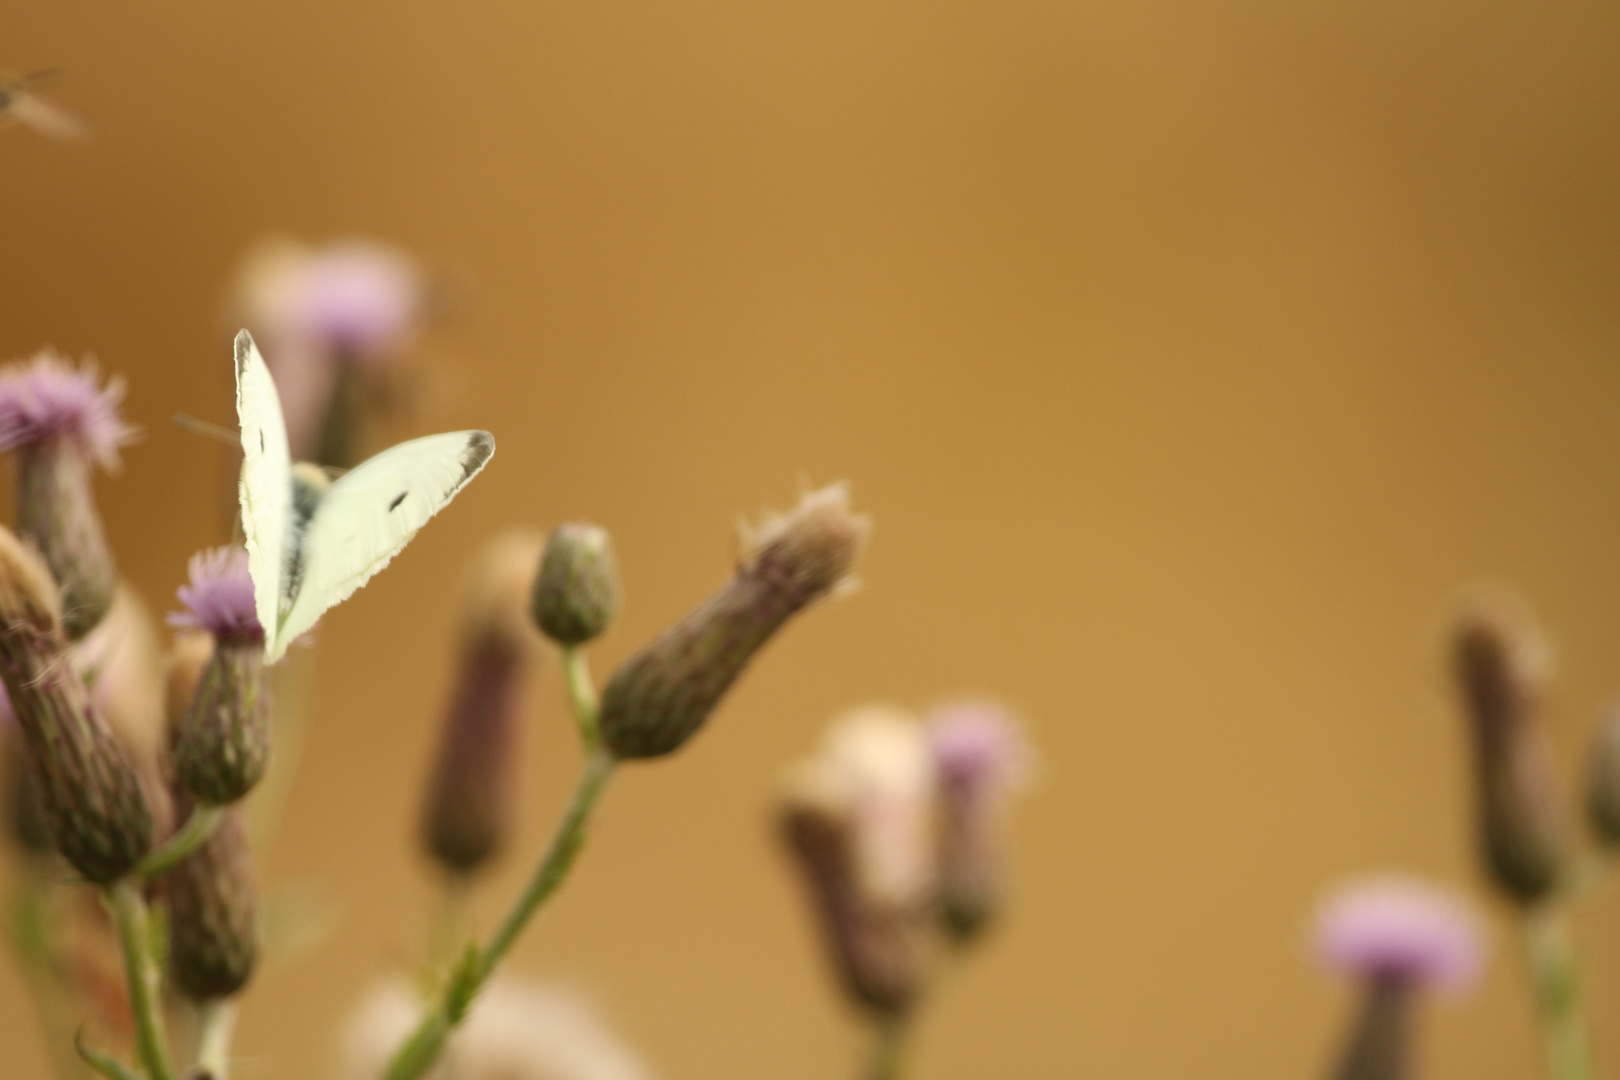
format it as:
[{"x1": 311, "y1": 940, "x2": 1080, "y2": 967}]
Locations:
[
  {"x1": 1314, "y1": 876, "x2": 1485, "y2": 993},
  {"x1": 168, "y1": 548, "x2": 262, "y2": 643},
  {"x1": 284, "y1": 242, "x2": 424, "y2": 362},
  {"x1": 927, "y1": 701, "x2": 1031, "y2": 798},
  {"x1": 0, "y1": 352, "x2": 135, "y2": 468}
]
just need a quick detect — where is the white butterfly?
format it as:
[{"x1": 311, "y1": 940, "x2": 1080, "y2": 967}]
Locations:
[{"x1": 234, "y1": 329, "x2": 495, "y2": 662}]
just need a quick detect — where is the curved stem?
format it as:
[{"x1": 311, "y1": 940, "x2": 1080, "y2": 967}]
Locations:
[
  {"x1": 135, "y1": 804, "x2": 224, "y2": 879},
  {"x1": 1524, "y1": 905, "x2": 1591, "y2": 1080},
  {"x1": 107, "y1": 879, "x2": 176, "y2": 1080},
  {"x1": 384, "y1": 751, "x2": 617, "y2": 1080}
]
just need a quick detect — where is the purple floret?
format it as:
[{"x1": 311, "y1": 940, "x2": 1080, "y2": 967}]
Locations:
[
  {"x1": 1314, "y1": 876, "x2": 1484, "y2": 993},
  {"x1": 289, "y1": 243, "x2": 422, "y2": 359},
  {"x1": 169, "y1": 547, "x2": 262, "y2": 642},
  {"x1": 927, "y1": 702, "x2": 1029, "y2": 797},
  {"x1": 0, "y1": 352, "x2": 136, "y2": 467}
]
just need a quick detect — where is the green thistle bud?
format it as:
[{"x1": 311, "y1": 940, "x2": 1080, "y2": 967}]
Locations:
[
  {"x1": 1585, "y1": 704, "x2": 1620, "y2": 846},
  {"x1": 0, "y1": 525, "x2": 151, "y2": 882},
  {"x1": 170, "y1": 549, "x2": 271, "y2": 805},
  {"x1": 422, "y1": 531, "x2": 545, "y2": 875},
  {"x1": 599, "y1": 485, "x2": 869, "y2": 759},
  {"x1": 162, "y1": 802, "x2": 259, "y2": 999},
  {"x1": 1451, "y1": 592, "x2": 1569, "y2": 903},
  {"x1": 531, "y1": 523, "x2": 621, "y2": 646}
]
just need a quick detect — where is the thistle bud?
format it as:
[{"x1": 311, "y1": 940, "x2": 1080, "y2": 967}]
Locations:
[
  {"x1": 0, "y1": 525, "x2": 151, "y2": 881},
  {"x1": 2, "y1": 726, "x2": 52, "y2": 853},
  {"x1": 422, "y1": 530, "x2": 545, "y2": 875},
  {"x1": 600, "y1": 484, "x2": 869, "y2": 759},
  {"x1": 162, "y1": 799, "x2": 259, "y2": 1000},
  {"x1": 926, "y1": 703, "x2": 1030, "y2": 943},
  {"x1": 778, "y1": 708, "x2": 934, "y2": 1016},
  {"x1": 0, "y1": 353, "x2": 135, "y2": 639},
  {"x1": 1450, "y1": 593, "x2": 1569, "y2": 902},
  {"x1": 1314, "y1": 877, "x2": 1484, "y2": 1080},
  {"x1": 168, "y1": 548, "x2": 271, "y2": 805},
  {"x1": 532, "y1": 523, "x2": 621, "y2": 646}
]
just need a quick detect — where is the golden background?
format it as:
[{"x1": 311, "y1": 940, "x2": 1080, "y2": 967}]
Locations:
[{"x1": 4, "y1": 1, "x2": 1620, "y2": 1077}]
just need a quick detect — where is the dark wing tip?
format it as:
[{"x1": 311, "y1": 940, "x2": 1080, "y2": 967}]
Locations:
[
  {"x1": 464, "y1": 430, "x2": 495, "y2": 470},
  {"x1": 233, "y1": 329, "x2": 255, "y2": 374}
]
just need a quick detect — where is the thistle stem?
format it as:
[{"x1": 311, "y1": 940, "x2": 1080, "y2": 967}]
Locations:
[
  {"x1": 134, "y1": 804, "x2": 224, "y2": 879},
  {"x1": 1524, "y1": 905, "x2": 1591, "y2": 1080},
  {"x1": 107, "y1": 879, "x2": 176, "y2": 1080},
  {"x1": 561, "y1": 646, "x2": 600, "y2": 751},
  {"x1": 382, "y1": 650, "x2": 617, "y2": 1080},
  {"x1": 864, "y1": 1012, "x2": 909, "y2": 1080},
  {"x1": 194, "y1": 999, "x2": 235, "y2": 1080}
]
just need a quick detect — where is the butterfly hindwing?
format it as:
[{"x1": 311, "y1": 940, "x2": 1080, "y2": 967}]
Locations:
[
  {"x1": 270, "y1": 431, "x2": 496, "y2": 658},
  {"x1": 234, "y1": 330, "x2": 290, "y2": 653}
]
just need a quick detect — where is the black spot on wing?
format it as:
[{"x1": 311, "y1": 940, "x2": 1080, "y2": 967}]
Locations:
[
  {"x1": 260, "y1": 430, "x2": 265, "y2": 452},
  {"x1": 389, "y1": 491, "x2": 408, "y2": 512}
]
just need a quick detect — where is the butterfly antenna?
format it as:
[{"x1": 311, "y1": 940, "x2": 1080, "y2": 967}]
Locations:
[{"x1": 173, "y1": 413, "x2": 241, "y2": 448}]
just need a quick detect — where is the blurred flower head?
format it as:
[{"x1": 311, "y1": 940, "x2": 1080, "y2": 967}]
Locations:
[
  {"x1": 0, "y1": 351, "x2": 134, "y2": 468},
  {"x1": 342, "y1": 977, "x2": 654, "y2": 1080},
  {"x1": 168, "y1": 546, "x2": 261, "y2": 644},
  {"x1": 819, "y1": 706, "x2": 938, "y2": 908},
  {"x1": 927, "y1": 701, "x2": 1030, "y2": 799},
  {"x1": 1314, "y1": 876, "x2": 1485, "y2": 994}
]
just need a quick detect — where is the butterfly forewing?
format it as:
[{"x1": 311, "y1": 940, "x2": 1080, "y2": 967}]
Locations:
[
  {"x1": 234, "y1": 331, "x2": 291, "y2": 658},
  {"x1": 270, "y1": 431, "x2": 495, "y2": 659}
]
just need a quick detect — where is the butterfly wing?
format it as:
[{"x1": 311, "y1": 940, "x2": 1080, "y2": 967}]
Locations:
[
  {"x1": 271, "y1": 430, "x2": 495, "y2": 659},
  {"x1": 234, "y1": 330, "x2": 291, "y2": 658}
]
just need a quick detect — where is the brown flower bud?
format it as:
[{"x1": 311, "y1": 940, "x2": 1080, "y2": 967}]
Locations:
[
  {"x1": 531, "y1": 523, "x2": 621, "y2": 646},
  {"x1": 1451, "y1": 592, "x2": 1569, "y2": 903},
  {"x1": 600, "y1": 485, "x2": 869, "y2": 759},
  {"x1": 421, "y1": 530, "x2": 545, "y2": 875},
  {"x1": 0, "y1": 526, "x2": 151, "y2": 881},
  {"x1": 162, "y1": 801, "x2": 259, "y2": 1000},
  {"x1": 1585, "y1": 704, "x2": 1620, "y2": 846}
]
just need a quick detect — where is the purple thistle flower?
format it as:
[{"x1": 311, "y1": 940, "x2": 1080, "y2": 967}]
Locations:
[
  {"x1": 0, "y1": 352, "x2": 135, "y2": 469},
  {"x1": 286, "y1": 242, "x2": 424, "y2": 361},
  {"x1": 1314, "y1": 876, "x2": 1485, "y2": 993},
  {"x1": 169, "y1": 548, "x2": 262, "y2": 644},
  {"x1": 927, "y1": 702, "x2": 1030, "y2": 797}
]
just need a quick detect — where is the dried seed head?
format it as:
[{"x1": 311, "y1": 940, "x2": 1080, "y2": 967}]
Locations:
[
  {"x1": 599, "y1": 484, "x2": 869, "y2": 759},
  {"x1": 531, "y1": 523, "x2": 621, "y2": 646},
  {"x1": 777, "y1": 707, "x2": 934, "y2": 1016}
]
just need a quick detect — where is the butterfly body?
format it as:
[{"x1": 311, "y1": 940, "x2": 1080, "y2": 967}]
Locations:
[{"x1": 234, "y1": 330, "x2": 494, "y2": 661}]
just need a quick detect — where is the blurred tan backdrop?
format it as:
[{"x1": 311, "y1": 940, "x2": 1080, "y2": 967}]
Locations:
[{"x1": 4, "y1": 1, "x2": 1620, "y2": 1077}]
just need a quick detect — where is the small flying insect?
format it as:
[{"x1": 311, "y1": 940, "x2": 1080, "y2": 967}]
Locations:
[{"x1": 0, "y1": 69, "x2": 90, "y2": 142}]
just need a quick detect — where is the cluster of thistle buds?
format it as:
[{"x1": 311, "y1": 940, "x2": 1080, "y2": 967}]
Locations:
[
  {"x1": 0, "y1": 353, "x2": 266, "y2": 1077},
  {"x1": 776, "y1": 700, "x2": 1030, "y2": 1050}
]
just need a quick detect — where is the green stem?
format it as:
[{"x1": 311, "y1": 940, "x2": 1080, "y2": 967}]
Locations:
[
  {"x1": 74, "y1": 1033, "x2": 143, "y2": 1080},
  {"x1": 134, "y1": 804, "x2": 224, "y2": 879},
  {"x1": 194, "y1": 999, "x2": 235, "y2": 1080},
  {"x1": 106, "y1": 879, "x2": 176, "y2": 1080},
  {"x1": 1524, "y1": 905, "x2": 1591, "y2": 1080},
  {"x1": 864, "y1": 1012, "x2": 909, "y2": 1080},
  {"x1": 561, "y1": 646, "x2": 600, "y2": 751},
  {"x1": 382, "y1": 647, "x2": 617, "y2": 1080}
]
